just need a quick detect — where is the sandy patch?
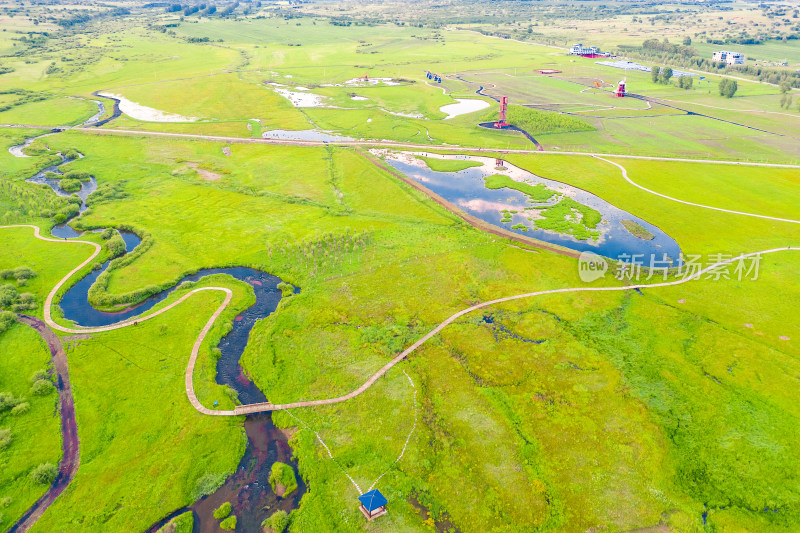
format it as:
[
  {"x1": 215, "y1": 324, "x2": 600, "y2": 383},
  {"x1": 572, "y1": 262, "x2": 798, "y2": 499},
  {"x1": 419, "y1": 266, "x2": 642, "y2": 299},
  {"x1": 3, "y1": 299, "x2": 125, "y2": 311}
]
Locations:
[
  {"x1": 779, "y1": 335, "x2": 791, "y2": 340},
  {"x1": 187, "y1": 162, "x2": 222, "y2": 181},
  {"x1": 351, "y1": 95, "x2": 369, "y2": 101},
  {"x1": 440, "y1": 98, "x2": 490, "y2": 119},
  {"x1": 744, "y1": 323, "x2": 753, "y2": 328},
  {"x1": 222, "y1": 146, "x2": 231, "y2": 156},
  {"x1": 98, "y1": 92, "x2": 198, "y2": 122}
]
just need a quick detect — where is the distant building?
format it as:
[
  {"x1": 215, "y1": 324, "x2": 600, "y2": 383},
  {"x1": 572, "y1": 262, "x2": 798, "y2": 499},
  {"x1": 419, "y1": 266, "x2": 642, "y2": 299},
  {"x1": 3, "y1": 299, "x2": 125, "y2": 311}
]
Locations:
[
  {"x1": 569, "y1": 43, "x2": 599, "y2": 55},
  {"x1": 568, "y1": 44, "x2": 610, "y2": 58},
  {"x1": 712, "y1": 51, "x2": 745, "y2": 65}
]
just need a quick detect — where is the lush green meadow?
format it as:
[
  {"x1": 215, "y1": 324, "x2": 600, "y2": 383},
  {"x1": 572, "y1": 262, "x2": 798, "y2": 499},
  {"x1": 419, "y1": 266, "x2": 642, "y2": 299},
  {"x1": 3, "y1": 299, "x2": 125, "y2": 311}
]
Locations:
[{"x1": 0, "y1": 5, "x2": 798, "y2": 533}]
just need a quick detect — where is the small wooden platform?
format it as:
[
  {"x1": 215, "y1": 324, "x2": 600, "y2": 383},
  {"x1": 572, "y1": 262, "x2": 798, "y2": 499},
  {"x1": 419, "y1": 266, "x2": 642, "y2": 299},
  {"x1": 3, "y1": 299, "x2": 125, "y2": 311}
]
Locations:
[{"x1": 359, "y1": 505, "x2": 387, "y2": 521}]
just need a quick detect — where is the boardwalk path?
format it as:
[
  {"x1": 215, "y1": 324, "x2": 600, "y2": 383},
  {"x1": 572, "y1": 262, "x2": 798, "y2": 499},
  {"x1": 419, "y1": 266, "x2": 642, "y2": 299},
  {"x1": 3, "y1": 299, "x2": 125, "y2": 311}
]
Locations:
[{"x1": 1, "y1": 223, "x2": 796, "y2": 416}]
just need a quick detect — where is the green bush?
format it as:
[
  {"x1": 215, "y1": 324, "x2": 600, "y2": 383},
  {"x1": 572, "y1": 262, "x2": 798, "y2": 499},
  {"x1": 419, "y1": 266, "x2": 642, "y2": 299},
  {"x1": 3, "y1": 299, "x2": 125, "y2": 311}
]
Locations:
[
  {"x1": 31, "y1": 369, "x2": 48, "y2": 382},
  {"x1": 263, "y1": 510, "x2": 289, "y2": 533},
  {"x1": 192, "y1": 473, "x2": 226, "y2": 500},
  {"x1": 219, "y1": 515, "x2": 237, "y2": 530},
  {"x1": 30, "y1": 463, "x2": 58, "y2": 484},
  {"x1": 0, "y1": 270, "x2": 12, "y2": 280},
  {"x1": 0, "y1": 391, "x2": 23, "y2": 413},
  {"x1": 0, "y1": 428, "x2": 11, "y2": 449},
  {"x1": 105, "y1": 234, "x2": 127, "y2": 259},
  {"x1": 58, "y1": 177, "x2": 82, "y2": 193},
  {"x1": 31, "y1": 378, "x2": 56, "y2": 396},
  {"x1": 64, "y1": 170, "x2": 92, "y2": 181},
  {"x1": 0, "y1": 285, "x2": 17, "y2": 308},
  {"x1": 64, "y1": 149, "x2": 80, "y2": 160},
  {"x1": 213, "y1": 501, "x2": 232, "y2": 520},
  {"x1": 13, "y1": 266, "x2": 36, "y2": 281},
  {"x1": 277, "y1": 281, "x2": 295, "y2": 297},
  {"x1": 269, "y1": 462, "x2": 298, "y2": 497},
  {"x1": 11, "y1": 402, "x2": 29, "y2": 416},
  {"x1": 100, "y1": 228, "x2": 115, "y2": 240}
]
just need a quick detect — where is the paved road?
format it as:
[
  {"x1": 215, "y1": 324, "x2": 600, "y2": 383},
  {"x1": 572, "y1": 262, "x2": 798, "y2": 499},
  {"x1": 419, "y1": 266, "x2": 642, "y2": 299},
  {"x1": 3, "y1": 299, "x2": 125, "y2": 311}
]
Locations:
[{"x1": 7, "y1": 316, "x2": 80, "y2": 533}]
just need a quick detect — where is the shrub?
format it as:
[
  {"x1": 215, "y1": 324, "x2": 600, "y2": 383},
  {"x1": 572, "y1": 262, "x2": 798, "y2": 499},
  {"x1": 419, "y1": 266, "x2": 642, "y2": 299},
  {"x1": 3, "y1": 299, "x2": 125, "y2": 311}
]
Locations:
[
  {"x1": 0, "y1": 269, "x2": 12, "y2": 280},
  {"x1": 262, "y1": 510, "x2": 289, "y2": 533},
  {"x1": 58, "y1": 178, "x2": 82, "y2": 193},
  {"x1": 31, "y1": 378, "x2": 56, "y2": 396},
  {"x1": 0, "y1": 392, "x2": 23, "y2": 413},
  {"x1": 219, "y1": 515, "x2": 237, "y2": 530},
  {"x1": 0, "y1": 285, "x2": 17, "y2": 308},
  {"x1": 64, "y1": 149, "x2": 80, "y2": 160},
  {"x1": 11, "y1": 402, "x2": 29, "y2": 416},
  {"x1": 64, "y1": 170, "x2": 91, "y2": 181},
  {"x1": 0, "y1": 428, "x2": 11, "y2": 449},
  {"x1": 100, "y1": 228, "x2": 115, "y2": 240},
  {"x1": 12, "y1": 266, "x2": 35, "y2": 281},
  {"x1": 719, "y1": 78, "x2": 738, "y2": 98},
  {"x1": 277, "y1": 282, "x2": 294, "y2": 297},
  {"x1": 269, "y1": 462, "x2": 298, "y2": 497},
  {"x1": 30, "y1": 463, "x2": 58, "y2": 484},
  {"x1": 105, "y1": 234, "x2": 127, "y2": 259},
  {"x1": 213, "y1": 501, "x2": 232, "y2": 520},
  {"x1": 31, "y1": 369, "x2": 48, "y2": 382}
]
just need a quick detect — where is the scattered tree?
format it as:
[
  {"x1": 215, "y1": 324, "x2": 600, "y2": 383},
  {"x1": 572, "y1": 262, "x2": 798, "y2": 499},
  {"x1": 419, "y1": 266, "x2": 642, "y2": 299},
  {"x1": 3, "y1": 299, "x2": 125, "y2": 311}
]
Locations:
[
  {"x1": 659, "y1": 66, "x2": 673, "y2": 83},
  {"x1": 719, "y1": 78, "x2": 738, "y2": 98},
  {"x1": 651, "y1": 66, "x2": 660, "y2": 83},
  {"x1": 30, "y1": 463, "x2": 58, "y2": 485},
  {"x1": 262, "y1": 510, "x2": 289, "y2": 533}
]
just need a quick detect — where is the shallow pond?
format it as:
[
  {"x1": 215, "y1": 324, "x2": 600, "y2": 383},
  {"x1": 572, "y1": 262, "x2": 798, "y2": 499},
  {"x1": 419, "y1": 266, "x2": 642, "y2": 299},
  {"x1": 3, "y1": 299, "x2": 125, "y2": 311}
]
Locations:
[
  {"x1": 383, "y1": 152, "x2": 682, "y2": 263},
  {"x1": 440, "y1": 99, "x2": 490, "y2": 119}
]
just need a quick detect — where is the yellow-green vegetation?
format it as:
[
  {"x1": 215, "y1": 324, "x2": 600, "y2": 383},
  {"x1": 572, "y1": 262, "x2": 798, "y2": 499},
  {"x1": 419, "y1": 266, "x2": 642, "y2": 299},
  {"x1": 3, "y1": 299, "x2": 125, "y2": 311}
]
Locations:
[
  {"x1": 263, "y1": 510, "x2": 289, "y2": 533},
  {"x1": 269, "y1": 462, "x2": 298, "y2": 497},
  {"x1": 483, "y1": 174, "x2": 555, "y2": 202},
  {"x1": 621, "y1": 219, "x2": 655, "y2": 240},
  {"x1": 487, "y1": 105, "x2": 595, "y2": 135},
  {"x1": 0, "y1": 5, "x2": 799, "y2": 533},
  {"x1": 212, "y1": 501, "x2": 231, "y2": 520},
  {"x1": 532, "y1": 197, "x2": 602, "y2": 240},
  {"x1": 419, "y1": 156, "x2": 482, "y2": 173},
  {"x1": 156, "y1": 511, "x2": 193, "y2": 533},
  {"x1": 219, "y1": 515, "x2": 237, "y2": 530},
  {"x1": 0, "y1": 322, "x2": 61, "y2": 532}
]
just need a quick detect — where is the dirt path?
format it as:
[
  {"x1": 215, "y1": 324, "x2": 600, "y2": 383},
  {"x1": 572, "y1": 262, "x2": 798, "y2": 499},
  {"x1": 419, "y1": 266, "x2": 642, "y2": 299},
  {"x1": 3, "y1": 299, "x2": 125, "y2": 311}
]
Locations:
[{"x1": 7, "y1": 316, "x2": 80, "y2": 533}]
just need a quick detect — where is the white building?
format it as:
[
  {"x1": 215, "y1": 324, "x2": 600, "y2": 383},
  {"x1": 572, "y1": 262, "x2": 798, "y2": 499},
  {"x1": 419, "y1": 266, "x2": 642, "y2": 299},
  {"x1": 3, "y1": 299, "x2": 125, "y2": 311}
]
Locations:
[
  {"x1": 712, "y1": 51, "x2": 745, "y2": 65},
  {"x1": 569, "y1": 43, "x2": 600, "y2": 56}
]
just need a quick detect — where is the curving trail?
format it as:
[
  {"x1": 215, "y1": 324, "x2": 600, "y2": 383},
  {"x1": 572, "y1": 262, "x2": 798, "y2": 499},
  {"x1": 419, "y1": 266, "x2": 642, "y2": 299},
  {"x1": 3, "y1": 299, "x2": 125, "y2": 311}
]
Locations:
[
  {"x1": 1, "y1": 225, "x2": 797, "y2": 418},
  {"x1": 594, "y1": 157, "x2": 800, "y2": 225}
]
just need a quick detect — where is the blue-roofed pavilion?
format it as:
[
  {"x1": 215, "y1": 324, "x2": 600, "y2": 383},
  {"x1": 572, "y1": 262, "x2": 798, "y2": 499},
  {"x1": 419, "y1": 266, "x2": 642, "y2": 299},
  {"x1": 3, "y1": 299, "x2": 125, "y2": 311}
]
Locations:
[{"x1": 358, "y1": 489, "x2": 388, "y2": 520}]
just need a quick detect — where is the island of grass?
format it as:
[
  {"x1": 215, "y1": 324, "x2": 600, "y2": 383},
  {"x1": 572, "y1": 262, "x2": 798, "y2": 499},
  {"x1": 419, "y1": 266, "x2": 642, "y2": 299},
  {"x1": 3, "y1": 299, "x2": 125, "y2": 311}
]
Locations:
[
  {"x1": 156, "y1": 510, "x2": 193, "y2": 533},
  {"x1": 532, "y1": 197, "x2": 602, "y2": 241},
  {"x1": 269, "y1": 462, "x2": 298, "y2": 498},
  {"x1": 482, "y1": 104, "x2": 595, "y2": 135},
  {"x1": 419, "y1": 156, "x2": 482, "y2": 172},
  {"x1": 510, "y1": 223, "x2": 529, "y2": 232},
  {"x1": 58, "y1": 177, "x2": 81, "y2": 193},
  {"x1": 620, "y1": 219, "x2": 655, "y2": 240},
  {"x1": 484, "y1": 174, "x2": 555, "y2": 202}
]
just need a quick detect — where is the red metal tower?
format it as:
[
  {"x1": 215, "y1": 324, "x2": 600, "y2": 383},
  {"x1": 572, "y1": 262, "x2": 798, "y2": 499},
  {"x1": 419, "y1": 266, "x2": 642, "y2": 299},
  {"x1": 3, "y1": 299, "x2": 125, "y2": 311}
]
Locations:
[{"x1": 494, "y1": 96, "x2": 509, "y2": 128}]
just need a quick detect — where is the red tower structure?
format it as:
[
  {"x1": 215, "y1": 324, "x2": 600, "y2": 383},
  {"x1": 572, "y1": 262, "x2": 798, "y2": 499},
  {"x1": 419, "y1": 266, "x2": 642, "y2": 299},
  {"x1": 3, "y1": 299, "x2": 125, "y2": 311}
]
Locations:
[
  {"x1": 613, "y1": 80, "x2": 626, "y2": 97},
  {"x1": 494, "y1": 96, "x2": 509, "y2": 128}
]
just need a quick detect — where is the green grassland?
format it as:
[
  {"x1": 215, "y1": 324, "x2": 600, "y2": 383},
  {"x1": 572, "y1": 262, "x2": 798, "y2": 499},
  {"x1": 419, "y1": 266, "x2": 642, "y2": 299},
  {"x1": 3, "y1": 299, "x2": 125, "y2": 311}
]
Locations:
[
  {"x1": 419, "y1": 156, "x2": 482, "y2": 172},
  {"x1": 0, "y1": 7, "x2": 799, "y2": 533},
  {"x1": 0, "y1": 322, "x2": 61, "y2": 532}
]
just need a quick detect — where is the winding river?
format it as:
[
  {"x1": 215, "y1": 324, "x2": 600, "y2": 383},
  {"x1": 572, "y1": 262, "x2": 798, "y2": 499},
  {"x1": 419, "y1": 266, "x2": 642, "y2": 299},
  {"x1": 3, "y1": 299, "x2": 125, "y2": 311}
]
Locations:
[
  {"x1": 9, "y1": 126, "x2": 305, "y2": 531},
  {"x1": 58, "y1": 233, "x2": 307, "y2": 532}
]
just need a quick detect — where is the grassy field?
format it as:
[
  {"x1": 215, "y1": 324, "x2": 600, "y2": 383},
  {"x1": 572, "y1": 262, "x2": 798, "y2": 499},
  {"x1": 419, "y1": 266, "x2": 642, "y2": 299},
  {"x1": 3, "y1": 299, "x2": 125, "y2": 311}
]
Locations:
[{"x1": 0, "y1": 6, "x2": 798, "y2": 533}]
